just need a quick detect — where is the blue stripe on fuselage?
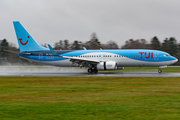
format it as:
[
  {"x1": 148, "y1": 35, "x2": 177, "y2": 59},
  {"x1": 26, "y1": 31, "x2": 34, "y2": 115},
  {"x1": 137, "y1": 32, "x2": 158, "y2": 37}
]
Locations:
[
  {"x1": 18, "y1": 49, "x2": 171, "y2": 62},
  {"x1": 61, "y1": 49, "x2": 170, "y2": 62}
]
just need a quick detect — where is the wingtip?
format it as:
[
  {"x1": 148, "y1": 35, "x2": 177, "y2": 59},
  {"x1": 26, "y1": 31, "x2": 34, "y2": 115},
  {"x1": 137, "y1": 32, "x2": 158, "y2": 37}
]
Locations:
[
  {"x1": 83, "y1": 47, "x2": 87, "y2": 50},
  {"x1": 47, "y1": 44, "x2": 51, "y2": 48}
]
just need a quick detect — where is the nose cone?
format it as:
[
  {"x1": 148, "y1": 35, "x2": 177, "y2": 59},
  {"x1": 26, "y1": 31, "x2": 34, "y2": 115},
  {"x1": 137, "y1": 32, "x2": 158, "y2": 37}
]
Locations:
[{"x1": 171, "y1": 56, "x2": 178, "y2": 64}]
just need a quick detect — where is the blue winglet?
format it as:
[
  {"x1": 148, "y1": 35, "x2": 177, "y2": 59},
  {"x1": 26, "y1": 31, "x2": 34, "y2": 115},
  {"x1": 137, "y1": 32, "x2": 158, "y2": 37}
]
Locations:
[
  {"x1": 83, "y1": 47, "x2": 87, "y2": 50},
  {"x1": 48, "y1": 44, "x2": 58, "y2": 56}
]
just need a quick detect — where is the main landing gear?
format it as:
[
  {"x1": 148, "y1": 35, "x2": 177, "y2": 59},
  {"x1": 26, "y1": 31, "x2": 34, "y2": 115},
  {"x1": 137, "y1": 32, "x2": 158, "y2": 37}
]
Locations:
[
  {"x1": 158, "y1": 69, "x2": 162, "y2": 73},
  {"x1": 88, "y1": 67, "x2": 98, "y2": 73}
]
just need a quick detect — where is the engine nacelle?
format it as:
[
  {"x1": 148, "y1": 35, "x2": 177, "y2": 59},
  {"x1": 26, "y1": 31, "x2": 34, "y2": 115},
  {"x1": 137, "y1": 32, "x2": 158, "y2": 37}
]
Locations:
[{"x1": 97, "y1": 61, "x2": 117, "y2": 70}]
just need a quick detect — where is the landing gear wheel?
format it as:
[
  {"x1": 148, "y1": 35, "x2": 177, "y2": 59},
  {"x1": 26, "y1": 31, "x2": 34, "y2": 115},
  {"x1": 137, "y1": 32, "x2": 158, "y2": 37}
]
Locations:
[
  {"x1": 88, "y1": 68, "x2": 93, "y2": 73},
  {"x1": 88, "y1": 68, "x2": 98, "y2": 73},
  {"x1": 93, "y1": 69, "x2": 98, "y2": 73},
  {"x1": 158, "y1": 69, "x2": 162, "y2": 73}
]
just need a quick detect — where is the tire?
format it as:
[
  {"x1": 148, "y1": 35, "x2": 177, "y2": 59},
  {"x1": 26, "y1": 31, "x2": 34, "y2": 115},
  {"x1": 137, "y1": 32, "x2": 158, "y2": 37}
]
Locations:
[
  {"x1": 88, "y1": 68, "x2": 93, "y2": 73},
  {"x1": 158, "y1": 69, "x2": 162, "y2": 73},
  {"x1": 93, "y1": 69, "x2": 98, "y2": 73}
]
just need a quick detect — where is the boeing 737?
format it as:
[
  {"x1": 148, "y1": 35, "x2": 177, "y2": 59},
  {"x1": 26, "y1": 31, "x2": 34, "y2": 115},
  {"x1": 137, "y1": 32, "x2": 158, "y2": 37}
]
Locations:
[{"x1": 13, "y1": 21, "x2": 178, "y2": 73}]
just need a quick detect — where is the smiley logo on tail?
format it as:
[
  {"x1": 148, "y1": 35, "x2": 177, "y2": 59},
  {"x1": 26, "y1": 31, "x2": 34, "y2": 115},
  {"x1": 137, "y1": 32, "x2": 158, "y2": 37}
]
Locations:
[{"x1": 19, "y1": 36, "x2": 29, "y2": 45}]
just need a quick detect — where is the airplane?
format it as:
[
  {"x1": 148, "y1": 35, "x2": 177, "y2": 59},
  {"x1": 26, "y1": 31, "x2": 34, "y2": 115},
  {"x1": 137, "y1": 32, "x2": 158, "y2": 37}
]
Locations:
[{"x1": 13, "y1": 21, "x2": 178, "y2": 73}]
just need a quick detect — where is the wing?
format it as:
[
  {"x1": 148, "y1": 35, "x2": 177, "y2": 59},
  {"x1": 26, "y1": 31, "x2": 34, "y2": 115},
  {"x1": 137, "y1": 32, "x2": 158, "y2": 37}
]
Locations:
[
  {"x1": 61, "y1": 56, "x2": 100, "y2": 67},
  {"x1": 48, "y1": 44, "x2": 101, "y2": 67}
]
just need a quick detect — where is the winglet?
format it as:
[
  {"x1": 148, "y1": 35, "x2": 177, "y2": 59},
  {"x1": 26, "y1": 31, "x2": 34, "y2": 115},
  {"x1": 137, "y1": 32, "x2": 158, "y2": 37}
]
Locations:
[
  {"x1": 83, "y1": 47, "x2": 87, "y2": 50},
  {"x1": 47, "y1": 44, "x2": 58, "y2": 56}
]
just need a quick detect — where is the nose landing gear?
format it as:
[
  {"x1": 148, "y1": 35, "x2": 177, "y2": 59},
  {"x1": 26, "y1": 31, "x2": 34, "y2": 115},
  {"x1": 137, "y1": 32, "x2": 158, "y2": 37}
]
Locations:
[
  {"x1": 158, "y1": 69, "x2": 162, "y2": 73},
  {"x1": 88, "y1": 68, "x2": 98, "y2": 73}
]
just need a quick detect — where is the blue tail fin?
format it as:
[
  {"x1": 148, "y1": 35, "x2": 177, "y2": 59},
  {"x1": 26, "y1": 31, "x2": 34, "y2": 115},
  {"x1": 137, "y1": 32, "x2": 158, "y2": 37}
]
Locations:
[{"x1": 13, "y1": 21, "x2": 49, "y2": 52}]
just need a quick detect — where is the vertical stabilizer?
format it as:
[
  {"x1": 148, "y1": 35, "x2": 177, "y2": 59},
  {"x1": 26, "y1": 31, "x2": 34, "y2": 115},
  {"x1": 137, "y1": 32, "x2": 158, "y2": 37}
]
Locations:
[{"x1": 13, "y1": 21, "x2": 48, "y2": 52}]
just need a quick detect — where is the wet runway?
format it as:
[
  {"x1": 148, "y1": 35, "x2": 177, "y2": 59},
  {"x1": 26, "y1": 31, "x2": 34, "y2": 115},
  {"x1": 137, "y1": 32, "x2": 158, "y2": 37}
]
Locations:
[
  {"x1": 0, "y1": 71, "x2": 180, "y2": 77},
  {"x1": 0, "y1": 66, "x2": 179, "y2": 77}
]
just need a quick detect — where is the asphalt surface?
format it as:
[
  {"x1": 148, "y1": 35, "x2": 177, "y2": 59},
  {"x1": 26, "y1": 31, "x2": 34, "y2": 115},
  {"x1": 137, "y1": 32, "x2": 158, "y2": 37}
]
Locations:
[
  {"x1": 1, "y1": 71, "x2": 180, "y2": 77},
  {"x1": 0, "y1": 66, "x2": 179, "y2": 77}
]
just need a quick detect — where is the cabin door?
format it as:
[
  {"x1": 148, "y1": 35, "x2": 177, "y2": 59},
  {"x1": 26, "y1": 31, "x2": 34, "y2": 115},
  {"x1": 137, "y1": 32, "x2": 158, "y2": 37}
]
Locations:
[{"x1": 39, "y1": 53, "x2": 43, "y2": 62}]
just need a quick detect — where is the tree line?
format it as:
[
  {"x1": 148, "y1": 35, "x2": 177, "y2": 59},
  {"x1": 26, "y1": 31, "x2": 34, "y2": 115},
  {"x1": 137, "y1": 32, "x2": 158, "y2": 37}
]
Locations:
[
  {"x1": 1, "y1": 33, "x2": 180, "y2": 65},
  {"x1": 52, "y1": 33, "x2": 119, "y2": 50}
]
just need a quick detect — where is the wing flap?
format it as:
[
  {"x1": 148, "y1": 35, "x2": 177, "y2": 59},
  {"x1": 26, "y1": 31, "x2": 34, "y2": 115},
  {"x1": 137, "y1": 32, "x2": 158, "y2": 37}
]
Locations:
[
  {"x1": 47, "y1": 44, "x2": 101, "y2": 65},
  {"x1": 61, "y1": 56, "x2": 100, "y2": 63}
]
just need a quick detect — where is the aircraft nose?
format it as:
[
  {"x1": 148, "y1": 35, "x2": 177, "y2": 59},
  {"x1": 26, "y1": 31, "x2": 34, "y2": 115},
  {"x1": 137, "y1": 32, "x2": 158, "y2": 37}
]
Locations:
[
  {"x1": 171, "y1": 57, "x2": 178, "y2": 64},
  {"x1": 175, "y1": 58, "x2": 178, "y2": 63}
]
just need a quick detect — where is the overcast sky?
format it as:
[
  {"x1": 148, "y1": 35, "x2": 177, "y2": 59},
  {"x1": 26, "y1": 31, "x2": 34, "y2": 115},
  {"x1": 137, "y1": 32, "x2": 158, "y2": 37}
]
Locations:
[{"x1": 1, "y1": 0, "x2": 180, "y2": 48}]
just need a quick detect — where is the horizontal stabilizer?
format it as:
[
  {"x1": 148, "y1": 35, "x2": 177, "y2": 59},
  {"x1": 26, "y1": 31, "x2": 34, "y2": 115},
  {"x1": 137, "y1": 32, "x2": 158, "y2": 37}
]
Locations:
[{"x1": 4, "y1": 50, "x2": 19, "y2": 54}]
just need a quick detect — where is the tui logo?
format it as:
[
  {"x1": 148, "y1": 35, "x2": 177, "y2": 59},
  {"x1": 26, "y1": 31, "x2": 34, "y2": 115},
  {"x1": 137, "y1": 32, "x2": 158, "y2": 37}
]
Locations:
[
  {"x1": 18, "y1": 36, "x2": 29, "y2": 45},
  {"x1": 139, "y1": 52, "x2": 153, "y2": 58}
]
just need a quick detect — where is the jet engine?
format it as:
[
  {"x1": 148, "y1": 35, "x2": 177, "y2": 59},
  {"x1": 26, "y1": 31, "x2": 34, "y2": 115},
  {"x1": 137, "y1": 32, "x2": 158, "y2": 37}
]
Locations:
[{"x1": 97, "y1": 61, "x2": 117, "y2": 70}]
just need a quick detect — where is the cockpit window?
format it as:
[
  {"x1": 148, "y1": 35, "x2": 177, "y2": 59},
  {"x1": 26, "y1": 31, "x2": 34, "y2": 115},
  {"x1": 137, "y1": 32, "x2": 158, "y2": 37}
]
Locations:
[{"x1": 163, "y1": 54, "x2": 170, "y2": 57}]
